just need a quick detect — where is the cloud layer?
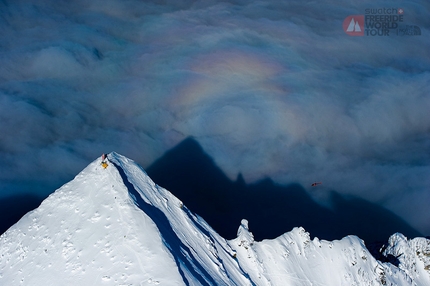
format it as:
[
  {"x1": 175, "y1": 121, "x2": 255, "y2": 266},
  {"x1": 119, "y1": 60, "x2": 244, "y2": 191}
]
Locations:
[{"x1": 1, "y1": 0, "x2": 429, "y2": 235}]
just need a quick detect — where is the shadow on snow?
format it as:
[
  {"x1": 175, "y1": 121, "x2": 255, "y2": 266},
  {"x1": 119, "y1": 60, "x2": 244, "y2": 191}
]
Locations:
[{"x1": 111, "y1": 160, "x2": 216, "y2": 286}]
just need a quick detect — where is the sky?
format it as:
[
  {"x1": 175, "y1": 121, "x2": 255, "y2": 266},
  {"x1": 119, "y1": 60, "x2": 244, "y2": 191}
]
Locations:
[{"x1": 1, "y1": 0, "x2": 429, "y2": 236}]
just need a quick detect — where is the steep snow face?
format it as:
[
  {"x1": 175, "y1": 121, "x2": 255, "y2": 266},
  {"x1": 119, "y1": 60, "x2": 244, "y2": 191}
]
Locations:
[
  {"x1": 106, "y1": 153, "x2": 251, "y2": 286},
  {"x1": 1, "y1": 152, "x2": 430, "y2": 286}
]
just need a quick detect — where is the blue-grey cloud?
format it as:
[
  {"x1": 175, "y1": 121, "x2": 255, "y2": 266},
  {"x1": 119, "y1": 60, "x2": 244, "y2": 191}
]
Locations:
[{"x1": 1, "y1": 0, "x2": 429, "y2": 235}]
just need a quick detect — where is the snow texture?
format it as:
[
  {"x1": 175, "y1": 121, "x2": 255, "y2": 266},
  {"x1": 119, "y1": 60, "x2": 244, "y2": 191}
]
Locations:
[{"x1": 1, "y1": 153, "x2": 429, "y2": 285}]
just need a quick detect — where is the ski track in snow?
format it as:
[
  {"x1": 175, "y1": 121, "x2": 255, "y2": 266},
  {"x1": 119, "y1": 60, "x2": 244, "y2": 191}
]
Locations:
[{"x1": 0, "y1": 152, "x2": 429, "y2": 285}]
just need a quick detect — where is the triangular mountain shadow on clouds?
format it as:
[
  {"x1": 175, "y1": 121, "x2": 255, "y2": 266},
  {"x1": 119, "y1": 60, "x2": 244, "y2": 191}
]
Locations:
[{"x1": 146, "y1": 137, "x2": 422, "y2": 242}]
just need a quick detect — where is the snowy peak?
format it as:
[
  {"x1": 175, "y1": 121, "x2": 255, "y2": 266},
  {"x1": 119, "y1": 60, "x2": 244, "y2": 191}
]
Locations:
[
  {"x1": 236, "y1": 219, "x2": 255, "y2": 246},
  {"x1": 0, "y1": 152, "x2": 189, "y2": 285},
  {"x1": 1, "y1": 153, "x2": 430, "y2": 285},
  {"x1": 383, "y1": 233, "x2": 430, "y2": 283}
]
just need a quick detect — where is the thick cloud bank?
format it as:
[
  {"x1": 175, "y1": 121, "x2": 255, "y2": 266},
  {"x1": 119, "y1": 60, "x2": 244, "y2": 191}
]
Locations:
[{"x1": 1, "y1": 0, "x2": 429, "y2": 235}]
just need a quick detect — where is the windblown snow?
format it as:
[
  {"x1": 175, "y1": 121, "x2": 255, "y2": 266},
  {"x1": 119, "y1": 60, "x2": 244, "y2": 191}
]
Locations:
[{"x1": 1, "y1": 153, "x2": 429, "y2": 285}]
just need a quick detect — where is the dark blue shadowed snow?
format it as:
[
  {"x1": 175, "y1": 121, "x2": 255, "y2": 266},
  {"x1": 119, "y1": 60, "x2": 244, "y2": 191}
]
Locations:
[{"x1": 110, "y1": 160, "x2": 217, "y2": 286}]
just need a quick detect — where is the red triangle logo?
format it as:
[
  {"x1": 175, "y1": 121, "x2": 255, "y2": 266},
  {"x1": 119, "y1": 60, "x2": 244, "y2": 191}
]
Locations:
[{"x1": 343, "y1": 15, "x2": 364, "y2": 36}]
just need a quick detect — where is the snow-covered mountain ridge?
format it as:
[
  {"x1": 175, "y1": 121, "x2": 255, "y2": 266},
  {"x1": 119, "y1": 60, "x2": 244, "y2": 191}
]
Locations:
[{"x1": 1, "y1": 153, "x2": 429, "y2": 285}]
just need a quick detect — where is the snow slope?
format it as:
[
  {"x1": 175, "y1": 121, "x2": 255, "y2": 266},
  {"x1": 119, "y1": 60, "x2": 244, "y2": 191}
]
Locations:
[{"x1": 1, "y1": 153, "x2": 429, "y2": 285}]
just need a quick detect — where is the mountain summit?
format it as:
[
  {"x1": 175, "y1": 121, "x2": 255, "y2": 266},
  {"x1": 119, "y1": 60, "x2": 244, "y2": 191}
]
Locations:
[{"x1": 1, "y1": 153, "x2": 429, "y2": 285}]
